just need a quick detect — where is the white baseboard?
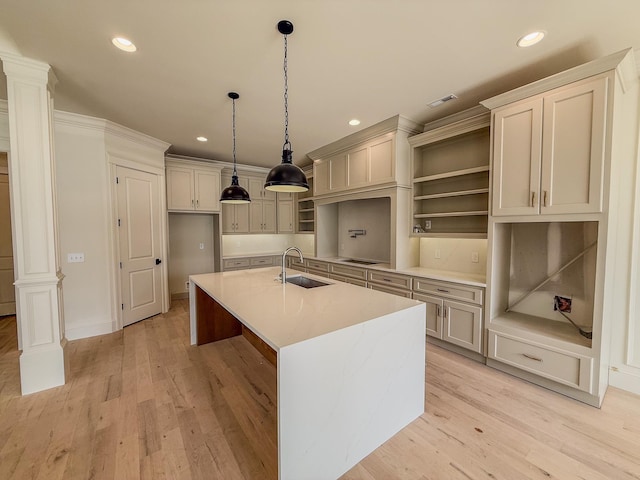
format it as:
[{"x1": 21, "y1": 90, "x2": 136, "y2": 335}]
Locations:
[
  {"x1": 65, "y1": 319, "x2": 116, "y2": 340},
  {"x1": 609, "y1": 367, "x2": 640, "y2": 396}
]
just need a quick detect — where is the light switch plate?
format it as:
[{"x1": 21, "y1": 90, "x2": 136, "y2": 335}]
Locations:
[
  {"x1": 471, "y1": 252, "x2": 479, "y2": 263},
  {"x1": 67, "y1": 253, "x2": 84, "y2": 263}
]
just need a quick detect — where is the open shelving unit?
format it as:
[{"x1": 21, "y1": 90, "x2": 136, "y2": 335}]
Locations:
[
  {"x1": 296, "y1": 175, "x2": 314, "y2": 233},
  {"x1": 409, "y1": 111, "x2": 490, "y2": 237}
]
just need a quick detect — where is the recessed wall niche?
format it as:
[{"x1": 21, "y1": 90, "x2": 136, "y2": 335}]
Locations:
[{"x1": 490, "y1": 221, "x2": 598, "y2": 347}]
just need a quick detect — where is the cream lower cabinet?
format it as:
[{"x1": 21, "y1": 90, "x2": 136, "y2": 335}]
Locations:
[
  {"x1": 367, "y1": 271, "x2": 412, "y2": 298},
  {"x1": 413, "y1": 278, "x2": 484, "y2": 354},
  {"x1": 328, "y1": 263, "x2": 368, "y2": 287},
  {"x1": 223, "y1": 255, "x2": 280, "y2": 272},
  {"x1": 489, "y1": 74, "x2": 606, "y2": 217}
]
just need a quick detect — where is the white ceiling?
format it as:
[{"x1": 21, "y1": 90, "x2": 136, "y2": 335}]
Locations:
[{"x1": 1, "y1": 0, "x2": 639, "y2": 169}]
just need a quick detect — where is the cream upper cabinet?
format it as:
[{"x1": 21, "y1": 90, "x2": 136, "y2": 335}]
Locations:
[
  {"x1": 248, "y1": 177, "x2": 276, "y2": 233},
  {"x1": 221, "y1": 173, "x2": 249, "y2": 233},
  {"x1": 309, "y1": 116, "x2": 421, "y2": 198},
  {"x1": 278, "y1": 198, "x2": 294, "y2": 233},
  {"x1": 166, "y1": 162, "x2": 221, "y2": 213},
  {"x1": 491, "y1": 75, "x2": 607, "y2": 217}
]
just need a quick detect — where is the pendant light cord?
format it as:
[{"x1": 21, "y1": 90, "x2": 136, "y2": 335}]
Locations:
[
  {"x1": 283, "y1": 33, "x2": 291, "y2": 151},
  {"x1": 232, "y1": 96, "x2": 238, "y2": 176}
]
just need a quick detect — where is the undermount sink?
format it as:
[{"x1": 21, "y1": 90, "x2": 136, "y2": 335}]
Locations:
[
  {"x1": 286, "y1": 275, "x2": 330, "y2": 289},
  {"x1": 341, "y1": 258, "x2": 379, "y2": 265}
]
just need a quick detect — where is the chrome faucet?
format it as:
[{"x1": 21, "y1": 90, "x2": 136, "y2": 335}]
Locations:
[{"x1": 281, "y1": 246, "x2": 304, "y2": 284}]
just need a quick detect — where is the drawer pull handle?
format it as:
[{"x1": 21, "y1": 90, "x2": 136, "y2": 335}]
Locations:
[
  {"x1": 522, "y1": 353, "x2": 543, "y2": 362},
  {"x1": 436, "y1": 288, "x2": 450, "y2": 293},
  {"x1": 382, "y1": 278, "x2": 392, "y2": 282}
]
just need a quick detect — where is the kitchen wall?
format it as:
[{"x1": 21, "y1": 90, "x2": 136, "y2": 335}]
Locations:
[
  {"x1": 222, "y1": 233, "x2": 315, "y2": 257},
  {"x1": 55, "y1": 115, "x2": 115, "y2": 340},
  {"x1": 419, "y1": 237, "x2": 487, "y2": 275},
  {"x1": 338, "y1": 198, "x2": 391, "y2": 262},
  {"x1": 168, "y1": 213, "x2": 218, "y2": 298}
]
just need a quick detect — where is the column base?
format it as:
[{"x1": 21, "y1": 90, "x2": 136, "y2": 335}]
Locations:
[{"x1": 19, "y1": 339, "x2": 68, "y2": 395}]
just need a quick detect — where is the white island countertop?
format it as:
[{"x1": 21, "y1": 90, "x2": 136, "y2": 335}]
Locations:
[
  {"x1": 190, "y1": 266, "x2": 422, "y2": 351},
  {"x1": 190, "y1": 266, "x2": 426, "y2": 480}
]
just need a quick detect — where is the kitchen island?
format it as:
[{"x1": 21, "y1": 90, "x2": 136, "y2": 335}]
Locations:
[{"x1": 189, "y1": 266, "x2": 426, "y2": 480}]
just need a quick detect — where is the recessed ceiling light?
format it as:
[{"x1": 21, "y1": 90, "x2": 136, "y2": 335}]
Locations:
[
  {"x1": 349, "y1": 119, "x2": 361, "y2": 126},
  {"x1": 517, "y1": 31, "x2": 545, "y2": 48},
  {"x1": 112, "y1": 37, "x2": 137, "y2": 52},
  {"x1": 196, "y1": 136, "x2": 208, "y2": 142}
]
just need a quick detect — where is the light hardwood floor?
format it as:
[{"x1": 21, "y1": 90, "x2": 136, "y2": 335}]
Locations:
[{"x1": 1, "y1": 301, "x2": 639, "y2": 479}]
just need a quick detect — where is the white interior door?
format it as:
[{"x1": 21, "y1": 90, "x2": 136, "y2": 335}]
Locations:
[
  {"x1": 0, "y1": 156, "x2": 16, "y2": 316},
  {"x1": 116, "y1": 166, "x2": 163, "y2": 326}
]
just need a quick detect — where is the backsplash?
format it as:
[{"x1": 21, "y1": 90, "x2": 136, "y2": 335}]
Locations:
[
  {"x1": 222, "y1": 233, "x2": 315, "y2": 257},
  {"x1": 338, "y1": 198, "x2": 391, "y2": 262},
  {"x1": 419, "y1": 238, "x2": 487, "y2": 275}
]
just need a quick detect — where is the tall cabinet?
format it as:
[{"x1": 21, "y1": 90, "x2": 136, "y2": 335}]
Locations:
[{"x1": 481, "y1": 48, "x2": 639, "y2": 406}]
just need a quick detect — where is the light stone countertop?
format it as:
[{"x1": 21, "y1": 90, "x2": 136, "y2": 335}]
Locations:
[
  {"x1": 190, "y1": 266, "x2": 422, "y2": 351},
  {"x1": 220, "y1": 253, "x2": 487, "y2": 287}
]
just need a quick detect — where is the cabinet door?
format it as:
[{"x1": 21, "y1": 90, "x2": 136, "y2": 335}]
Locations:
[
  {"x1": 492, "y1": 98, "x2": 543, "y2": 216},
  {"x1": 235, "y1": 203, "x2": 249, "y2": 233},
  {"x1": 540, "y1": 76, "x2": 607, "y2": 215},
  {"x1": 443, "y1": 300, "x2": 483, "y2": 353},
  {"x1": 369, "y1": 138, "x2": 394, "y2": 183},
  {"x1": 413, "y1": 292, "x2": 443, "y2": 339},
  {"x1": 221, "y1": 203, "x2": 236, "y2": 233},
  {"x1": 249, "y1": 201, "x2": 263, "y2": 233},
  {"x1": 278, "y1": 200, "x2": 294, "y2": 233},
  {"x1": 329, "y1": 153, "x2": 347, "y2": 191},
  {"x1": 347, "y1": 146, "x2": 368, "y2": 187},
  {"x1": 262, "y1": 200, "x2": 276, "y2": 233},
  {"x1": 248, "y1": 177, "x2": 264, "y2": 199},
  {"x1": 194, "y1": 170, "x2": 220, "y2": 212},
  {"x1": 313, "y1": 160, "x2": 330, "y2": 196},
  {"x1": 166, "y1": 167, "x2": 194, "y2": 210}
]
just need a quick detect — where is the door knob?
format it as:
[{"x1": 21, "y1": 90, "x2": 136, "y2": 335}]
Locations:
[{"x1": 155, "y1": 258, "x2": 162, "y2": 265}]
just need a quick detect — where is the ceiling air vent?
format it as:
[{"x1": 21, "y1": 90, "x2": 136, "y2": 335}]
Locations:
[{"x1": 427, "y1": 94, "x2": 458, "y2": 108}]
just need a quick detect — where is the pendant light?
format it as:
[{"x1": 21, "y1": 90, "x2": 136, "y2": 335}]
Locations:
[
  {"x1": 220, "y1": 92, "x2": 251, "y2": 204},
  {"x1": 264, "y1": 20, "x2": 309, "y2": 193}
]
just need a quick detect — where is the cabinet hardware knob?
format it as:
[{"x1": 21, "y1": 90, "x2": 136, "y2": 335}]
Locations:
[
  {"x1": 196, "y1": 199, "x2": 199, "y2": 207},
  {"x1": 191, "y1": 199, "x2": 194, "y2": 206},
  {"x1": 436, "y1": 288, "x2": 449, "y2": 293},
  {"x1": 531, "y1": 191, "x2": 536, "y2": 207},
  {"x1": 543, "y1": 190, "x2": 548, "y2": 207},
  {"x1": 522, "y1": 353, "x2": 543, "y2": 362}
]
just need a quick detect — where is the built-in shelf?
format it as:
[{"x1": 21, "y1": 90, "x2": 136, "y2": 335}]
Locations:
[
  {"x1": 296, "y1": 175, "x2": 314, "y2": 233},
  {"x1": 491, "y1": 312, "x2": 592, "y2": 350},
  {"x1": 409, "y1": 112, "x2": 491, "y2": 237},
  {"x1": 413, "y1": 165, "x2": 490, "y2": 184}
]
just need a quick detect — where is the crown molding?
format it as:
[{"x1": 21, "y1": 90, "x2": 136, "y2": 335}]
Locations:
[
  {"x1": 409, "y1": 109, "x2": 490, "y2": 147},
  {"x1": 307, "y1": 114, "x2": 422, "y2": 161},
  {"x1": 481, "y1": 48, "x2": 637, "y2": 110},
  {"x1": 54, "y1": 110, "x2": 170, "y2": 152},
  {"x1": 165, "y1": 153, "x2": 270, "y2": 175}
]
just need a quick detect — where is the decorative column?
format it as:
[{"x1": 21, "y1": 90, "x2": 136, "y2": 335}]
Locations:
[{"x1": 1, "y1": 52, "x2": 68, "y2": 394}]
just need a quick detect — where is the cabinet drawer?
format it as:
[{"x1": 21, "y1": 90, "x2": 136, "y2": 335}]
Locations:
[
  {"x1": 329, "y1": 263, "x2": 367, "y2": 280},
  {"x1": 329, "y1": 274, "x2": 367, "y2": 288},
  {"x1": 368, "y1": 283, "x2": 412, "y2": 298},
  {"x1": 368, "y1": 271, "x2": 412, "y2": 290},
  {"x1": 306, "y1": 259, "x2": 329, "y2": 272},
  {"x1": 223, "y1": 258, "x2": 251, "y2": 270},
  {"x1": 488, "y1": 330, "x2": 593, "y2": 392},
  {"x1": 413, "y1": 278, "x2": 483, "y2": 305},
  {"x1": 250, "y1": 256, "x2": 274, "y2": 267}
]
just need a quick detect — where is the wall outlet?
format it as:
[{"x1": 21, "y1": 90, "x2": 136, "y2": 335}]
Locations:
[
  {"x1": 435, "y1": 249, "x2": 441, "y2": 259},
  {"x1": 424, "y1": 220, "x2": 432, "y2": 230},
  {"x1": 554, "y1": 295, "x2": 572, "y2": 313},
  {"x1": 199, "y1": 243, "x2": 204, "y2": 250},
  {"x1": 67, "y1": 253, "x2": 85, "y2": 263},
  {"x1": 471, "y1": 251, "x2": 479, "y2": 263},
  {"x1": 185, "y1": 281, "x2": 190, "y2": 291}
]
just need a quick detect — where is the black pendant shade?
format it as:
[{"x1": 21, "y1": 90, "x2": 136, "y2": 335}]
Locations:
[
  {"x1": 264, "y1": 20, "x2": 309, "y2": 193},
  {"x1": 221, "y1": 92, "x2": 251, "y2": 204},
  {"x1": 264, "y1": 149, "x2": 309, "y2": 192},
  {"x1": 220, "y1": 174, "x2": 251, "y2": 204}
]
